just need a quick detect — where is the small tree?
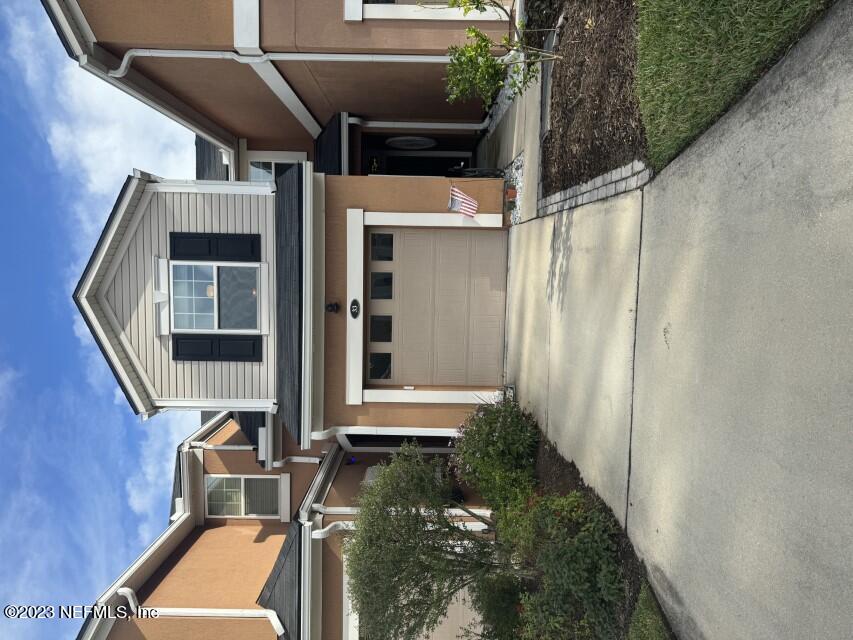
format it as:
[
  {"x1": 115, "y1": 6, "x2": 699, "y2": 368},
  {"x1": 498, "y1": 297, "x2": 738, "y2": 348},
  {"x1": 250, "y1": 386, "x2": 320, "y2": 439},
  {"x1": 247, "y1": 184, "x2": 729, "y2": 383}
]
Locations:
[
  {"x1": 344, "y1": 443, "x2": 518, "y2": 640},
  {"x1": 445, "y1": 0, "x2": 560, "y2": 107}
]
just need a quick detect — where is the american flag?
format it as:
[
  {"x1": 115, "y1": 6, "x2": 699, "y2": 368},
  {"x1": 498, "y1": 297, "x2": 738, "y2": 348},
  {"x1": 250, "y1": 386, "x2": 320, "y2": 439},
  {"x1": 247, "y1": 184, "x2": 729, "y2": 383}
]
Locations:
[{"x1": 448, "y1": 185, "x2": 479, "y2": 217}]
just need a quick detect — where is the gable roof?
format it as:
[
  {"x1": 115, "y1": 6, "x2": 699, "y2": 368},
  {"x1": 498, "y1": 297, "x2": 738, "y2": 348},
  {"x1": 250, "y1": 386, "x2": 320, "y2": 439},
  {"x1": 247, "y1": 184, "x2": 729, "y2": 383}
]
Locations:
[{"x1": 73, "y1": 171, "x2": 156, "y2": 415}]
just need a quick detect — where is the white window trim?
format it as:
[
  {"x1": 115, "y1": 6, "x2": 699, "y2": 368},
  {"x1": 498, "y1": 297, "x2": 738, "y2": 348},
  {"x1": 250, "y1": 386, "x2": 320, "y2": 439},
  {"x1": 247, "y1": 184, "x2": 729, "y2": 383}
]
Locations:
[
  {"x1": 247, "y1": 150, "x2": 308, "y2": 166},
  {"x1": 364, "y1": 211, "x2": 503, "y2": 228},
  {"x1": 170, "y1": 260, "x2": 263, "y2": 334},
  {"x1": 345, "y1": 0, "x2": 509, "y2": 22},
  {"x1": 346, "y1": 208, "x2": 504, "y2": 405},
  {"x1": 204, "y1": 474, "x2": 288, "y2": 520},
  {"x1": 362, "y1": 389, "x2": 502, "y2": 404}
]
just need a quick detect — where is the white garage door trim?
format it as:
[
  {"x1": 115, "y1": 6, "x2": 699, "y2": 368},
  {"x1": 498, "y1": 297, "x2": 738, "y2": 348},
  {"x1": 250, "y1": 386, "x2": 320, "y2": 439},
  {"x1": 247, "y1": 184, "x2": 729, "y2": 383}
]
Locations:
[{"x1": 345, "y1": 208, "x2": 504, "y2": 405}]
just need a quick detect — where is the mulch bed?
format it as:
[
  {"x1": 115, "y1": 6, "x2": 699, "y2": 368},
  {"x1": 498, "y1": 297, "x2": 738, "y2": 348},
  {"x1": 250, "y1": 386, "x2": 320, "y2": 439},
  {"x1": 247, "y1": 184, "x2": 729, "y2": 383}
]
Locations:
[
  {"x1": 526, "y1": 0, "x2": 648, "y2": 196},
  {"x1": 535, "y1": 437, "x2": 673, "y2": 639}
]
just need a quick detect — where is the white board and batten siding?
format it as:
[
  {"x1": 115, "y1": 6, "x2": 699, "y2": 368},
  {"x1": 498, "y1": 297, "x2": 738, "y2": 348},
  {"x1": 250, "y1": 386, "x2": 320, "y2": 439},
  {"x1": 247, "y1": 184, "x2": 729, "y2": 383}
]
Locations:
[{"x1": 99, "y1": 188, "x2": 277, "y2": 403}]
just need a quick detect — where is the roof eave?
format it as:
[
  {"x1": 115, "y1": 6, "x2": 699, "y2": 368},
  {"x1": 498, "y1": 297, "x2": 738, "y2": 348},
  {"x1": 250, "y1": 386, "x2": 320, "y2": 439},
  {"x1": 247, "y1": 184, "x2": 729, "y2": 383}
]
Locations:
[{"x1": 73, "y1": 175, "x2": 151, "y2": 415}]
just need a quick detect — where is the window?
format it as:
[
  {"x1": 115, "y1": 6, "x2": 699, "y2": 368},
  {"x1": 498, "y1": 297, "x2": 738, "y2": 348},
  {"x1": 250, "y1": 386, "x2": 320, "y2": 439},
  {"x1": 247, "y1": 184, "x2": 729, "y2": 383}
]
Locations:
[
  {"x1": 370, "y1": 315, "x2": 392, "y2": 342},
  {"x1": 371, "y1": 233, "x2": 393, "y2": 261},
  {"x1": 173, "y1": 264, "x2": 215, "y2": 330},
  {"x1": 206, "y1": 477, "x2": 242, "y2": 516},
  {"x1": 370, "y1": 272, "x2": 393, "y2": 300},
  {"x1": 246, "y1": 151, "x2": 307, "y2": 182},
  {"x1": 205, "y1": 475, "x2": 280, "y2": 518},
  {"x1": 249, "y1": 161, "x2": 296, "y2": 183},
  {"x1": 172, "y1": 262, "x2": 259, "y2": 332},
  {"x1": 369, "y1": 353, "x2": 392, "y2": 380}
]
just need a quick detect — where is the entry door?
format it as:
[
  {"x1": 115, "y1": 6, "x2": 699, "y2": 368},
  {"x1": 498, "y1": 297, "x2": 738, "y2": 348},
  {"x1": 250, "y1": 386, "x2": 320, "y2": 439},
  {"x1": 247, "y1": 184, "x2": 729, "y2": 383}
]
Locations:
[{"x1": 365, "y1": 227, "x2": 507, "y2": 387}]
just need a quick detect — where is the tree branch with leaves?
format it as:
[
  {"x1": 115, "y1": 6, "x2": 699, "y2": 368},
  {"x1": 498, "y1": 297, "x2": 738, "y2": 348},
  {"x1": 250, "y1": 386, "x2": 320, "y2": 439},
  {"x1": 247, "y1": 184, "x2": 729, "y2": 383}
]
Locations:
[
  {"x1": 343, "y1": 443, "x2": 526, "y2": 640},
  {"x1": 444, "y1": 0, "x2": 560, "y2": 107}
]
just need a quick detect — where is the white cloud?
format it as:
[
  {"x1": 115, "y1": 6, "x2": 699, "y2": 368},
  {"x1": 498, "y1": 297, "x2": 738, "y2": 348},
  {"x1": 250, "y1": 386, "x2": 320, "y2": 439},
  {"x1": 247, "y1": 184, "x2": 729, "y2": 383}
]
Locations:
[
  {"x1": 0, "y1": 387, "x2": 134, "y2": 640},
  {"x1": 3, "y1": 0, "x2": 195, "y2": 399},
  {"x1": 0, "y1": 366, "x2": 20, "y2": 432},
  {"x1": 3, "y1": 1, "x2": 195, "y2": 265},
  {"x1": 126, "y1": 411, "x2": 201, "y2": 545}
]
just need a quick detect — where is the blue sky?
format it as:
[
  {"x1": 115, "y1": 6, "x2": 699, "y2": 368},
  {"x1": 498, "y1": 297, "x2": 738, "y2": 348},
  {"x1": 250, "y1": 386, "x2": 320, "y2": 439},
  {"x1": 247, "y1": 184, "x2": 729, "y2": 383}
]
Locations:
[{"x1": 0, "y1": 3, "x2": 202, "y2": 638}]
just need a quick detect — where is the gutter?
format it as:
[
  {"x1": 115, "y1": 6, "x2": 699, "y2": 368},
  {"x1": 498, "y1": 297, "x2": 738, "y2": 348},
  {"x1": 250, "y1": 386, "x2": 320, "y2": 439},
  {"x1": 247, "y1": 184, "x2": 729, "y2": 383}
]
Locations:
[
  {"x1": 107, "y1": 49, "x2": 452, "y2": 79},
  {"x1": 40, "y1": 1, "x2": 238, "y2": 158},
  {"x1": 116, "y1": 588, "x2": 286, "y2": 637}
]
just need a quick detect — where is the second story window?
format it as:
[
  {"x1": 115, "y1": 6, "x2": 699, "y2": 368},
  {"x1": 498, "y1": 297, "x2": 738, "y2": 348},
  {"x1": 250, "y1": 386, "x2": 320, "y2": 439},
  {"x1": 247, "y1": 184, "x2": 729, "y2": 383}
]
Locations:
[
  {"x1": 172, "y1": 262, "x2": 259, "y2": 332},
  {"x1": 205, "y1": 475, "x2": 280, "y2": 518},
  {"x1": 246, "y1": 151, "x2": 307, "y2": 182}
]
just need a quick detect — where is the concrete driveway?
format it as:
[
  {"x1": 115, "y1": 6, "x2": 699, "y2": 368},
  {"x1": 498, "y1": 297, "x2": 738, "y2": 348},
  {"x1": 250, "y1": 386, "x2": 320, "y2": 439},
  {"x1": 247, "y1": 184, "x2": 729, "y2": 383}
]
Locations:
[{"x1": 505, "y1": 1, "x2": 853, "y2": 638}]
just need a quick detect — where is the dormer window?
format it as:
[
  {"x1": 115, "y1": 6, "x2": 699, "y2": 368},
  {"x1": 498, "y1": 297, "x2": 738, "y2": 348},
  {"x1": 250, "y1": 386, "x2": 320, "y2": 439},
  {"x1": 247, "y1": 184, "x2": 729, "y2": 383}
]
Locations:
[{"x1": 171, "y1": 262, "x2": 260, "y2": 333}]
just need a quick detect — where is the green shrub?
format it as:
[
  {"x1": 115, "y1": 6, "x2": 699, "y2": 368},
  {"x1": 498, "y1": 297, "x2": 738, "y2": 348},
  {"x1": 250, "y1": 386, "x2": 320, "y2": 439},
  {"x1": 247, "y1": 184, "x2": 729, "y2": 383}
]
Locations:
[
  {"x1": 503, "y1": 493, "x2": 623, "y2": 640},
  {"x1": 463, "y1": 573, "x2": 524, "y2": 640},
  {"x1": 453, "y1": 398, "x2": 540, "y2": 508}
]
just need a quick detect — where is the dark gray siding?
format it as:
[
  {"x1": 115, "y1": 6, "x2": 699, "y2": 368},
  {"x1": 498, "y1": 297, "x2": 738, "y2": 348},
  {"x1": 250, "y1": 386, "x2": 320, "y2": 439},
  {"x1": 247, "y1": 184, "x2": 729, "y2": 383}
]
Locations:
[
  {"x1": 276, "y1": 165, "x2": 303, "y2": 444},
  {"x1": 258, "y1": 520, "x2": 302, "y2": 640},
  {"x1": 195, "y1": 135, "x2": 229, "y2": 181},
  {"x1": 234, "y1": 411, "x2": 264, "y2": 448},
  {"x1": 314, "y1": 114, "x2": 343, "y2": 175}
]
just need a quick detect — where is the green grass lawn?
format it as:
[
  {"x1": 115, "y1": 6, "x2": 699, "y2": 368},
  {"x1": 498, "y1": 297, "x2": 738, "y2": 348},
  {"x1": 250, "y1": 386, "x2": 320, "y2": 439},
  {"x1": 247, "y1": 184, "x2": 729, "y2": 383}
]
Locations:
[
  {"x1": 629, "y1": 582, "x2": 672, "y2": 640},
  {"x1": 636, "y1": 0, "x2": 830, "y2": 169}
]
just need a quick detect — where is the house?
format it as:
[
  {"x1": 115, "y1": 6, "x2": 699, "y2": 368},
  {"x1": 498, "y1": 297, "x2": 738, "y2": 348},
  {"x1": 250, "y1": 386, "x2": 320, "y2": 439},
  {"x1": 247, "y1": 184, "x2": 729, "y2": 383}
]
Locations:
[
  {"x1": 77, "y1": 412, "x2": 488, "y2": 640},
  {"x1": 54, "y1": 0, "x2": 514, "y2": 462},
  {"x1": 51, "y1": 1, "x2": 512, "y2": 639},
  {"x1": 42, "y1": 0, "x2": 510, "y2": 175},
  {"x1": 72, "y1": 167, "x2": 508, "y2": 466}
]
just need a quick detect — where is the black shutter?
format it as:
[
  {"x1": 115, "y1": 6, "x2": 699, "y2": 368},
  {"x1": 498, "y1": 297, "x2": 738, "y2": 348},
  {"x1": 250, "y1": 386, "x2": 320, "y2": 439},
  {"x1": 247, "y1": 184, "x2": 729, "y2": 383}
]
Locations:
[
  {"x1": 314, "y1": 113, "x2": 343, "y2": 175},
  {"x1": 170, "y1": 232, "x2": 261, "y2": 262},
  {"x1": 172, "y1": 334, "x2": 262, "y2": 362}
]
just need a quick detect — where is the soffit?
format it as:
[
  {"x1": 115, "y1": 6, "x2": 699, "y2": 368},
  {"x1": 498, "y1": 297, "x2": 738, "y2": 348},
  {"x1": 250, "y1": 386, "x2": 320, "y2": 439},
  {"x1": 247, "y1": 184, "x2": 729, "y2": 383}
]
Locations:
[
  {"x1": 130, "y1": 57, "x2": 315, "y2": 152},
  {"x1": 274, "y1": 60, "x2": 485, "y2": 122}
]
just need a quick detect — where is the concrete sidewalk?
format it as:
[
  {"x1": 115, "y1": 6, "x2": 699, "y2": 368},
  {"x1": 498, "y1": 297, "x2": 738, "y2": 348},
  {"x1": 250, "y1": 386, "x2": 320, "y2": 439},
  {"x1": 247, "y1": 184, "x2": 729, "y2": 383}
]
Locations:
[
  {"x1": 506, "y1": 191, "x2": 642, "y2": 523},
  {"x1": 505, "y1": 1, "x2": 853, "y2": 638}
]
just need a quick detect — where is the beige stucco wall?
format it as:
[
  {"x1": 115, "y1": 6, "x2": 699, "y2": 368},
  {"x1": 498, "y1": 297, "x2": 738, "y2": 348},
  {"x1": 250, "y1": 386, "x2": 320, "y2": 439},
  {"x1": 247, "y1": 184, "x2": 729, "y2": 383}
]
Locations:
[
  {"x1": 77, "y1": 0, "x2": 233, "y2": 50},
  {"x1": 267, "y1": 0, "x2": 510, "y2": 55},
  {"x1": 136, "y1": 522, "x2": 288, "y2": 609},
  {"x1": 202, "y1": 421, "x2": 330, "y2": 522},
  {"x1": 108, "y1": 617, "x2": 275, "y2": 640}
]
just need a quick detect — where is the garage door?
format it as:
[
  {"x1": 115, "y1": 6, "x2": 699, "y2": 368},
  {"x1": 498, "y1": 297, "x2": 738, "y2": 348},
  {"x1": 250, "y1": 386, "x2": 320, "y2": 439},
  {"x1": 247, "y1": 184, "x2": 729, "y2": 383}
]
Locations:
[{"x1": 365, "y1": 227, "x2": 507, "y2": 387}]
